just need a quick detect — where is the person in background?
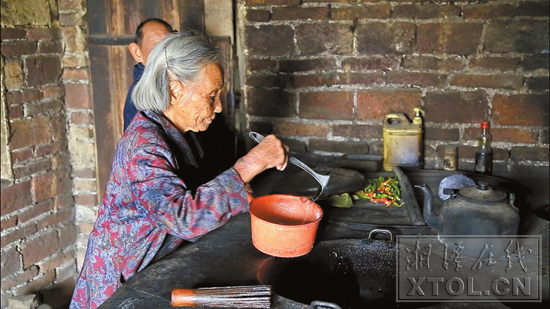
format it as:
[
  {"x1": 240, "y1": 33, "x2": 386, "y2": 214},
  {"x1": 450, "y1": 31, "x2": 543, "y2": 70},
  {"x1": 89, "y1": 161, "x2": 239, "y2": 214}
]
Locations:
[
  {"x1": 124, "y1": 18, "x2": 173, "y2": 131},
  {"x1": 70, "y1": 32, "x2": 289, "y2": 309}
]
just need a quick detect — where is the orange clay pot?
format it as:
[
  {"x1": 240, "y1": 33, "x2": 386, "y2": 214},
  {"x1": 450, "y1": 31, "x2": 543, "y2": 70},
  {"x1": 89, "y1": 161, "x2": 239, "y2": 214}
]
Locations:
[{"x1": 249, "y1": 194, "x2": 323, "y2": 258}]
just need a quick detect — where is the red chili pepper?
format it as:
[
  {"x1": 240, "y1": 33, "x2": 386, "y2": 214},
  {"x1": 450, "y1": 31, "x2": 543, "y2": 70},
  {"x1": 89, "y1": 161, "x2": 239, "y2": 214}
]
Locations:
[
  {"x1": 367, "y1": 192, "x2": 374, "y2": 199},
  {"x1": 376, "y1": 187, "x2": 385, "y2": 192},
  {"x1": 371, "y1": 197, "x2": 389, "y2": 204}
]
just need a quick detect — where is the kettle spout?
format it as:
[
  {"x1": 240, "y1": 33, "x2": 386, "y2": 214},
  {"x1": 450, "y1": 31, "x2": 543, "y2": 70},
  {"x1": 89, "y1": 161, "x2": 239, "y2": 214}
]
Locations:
[{"x1": 414, "y1": 184, "x2": 441, "y2": 231}]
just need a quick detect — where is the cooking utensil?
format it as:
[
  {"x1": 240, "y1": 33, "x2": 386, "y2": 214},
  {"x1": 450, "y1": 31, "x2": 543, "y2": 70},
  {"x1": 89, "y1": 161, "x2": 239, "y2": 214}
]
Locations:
[
  {"x1": 257, "y1": 229, "x2": 396, "y2": 308},
  {"x1": 249, "y1": 132, "x2": 330, "y2": 202},
  {"x1": 249, "y1": 194, "x2": 323, "y2": 258},
  {"x1": 171, "y1": 285, "x2": 271, "y2": 308}
]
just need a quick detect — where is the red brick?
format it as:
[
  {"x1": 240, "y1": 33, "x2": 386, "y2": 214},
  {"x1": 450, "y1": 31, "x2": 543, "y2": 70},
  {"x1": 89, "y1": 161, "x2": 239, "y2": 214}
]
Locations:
[
  {"x1": 24, "y1": 56, "x2": 62, "y2": 86},
  {"x1": 246, "y1": 74, "x2": 291, "y2": 88},
  {"x1": 417, "y1": 23, "x2": 483, "y2": 55},
  {"x1": 6, "y1": 89, "x2": 43, "y2": 104},
  {"x1": 292, "y1": 72, "x2": 384, "y2": 88},
  {"x1": 14, "y1": 269, "x2": 55, "y2": 295},
  {"x1": 20, "y1": 229, "x2": 60, "y2": 267},
  {"x1": 333, "y1": 125, "x2": 382, "y2": 139},
  {"x1": 424, "y1": 91, "x2": 488, "y2": 123},
  {"x1": 437, "y1": 145, "x2": 476, "y2": 160},
  {"x1": 11, "y1": 149, "x2": 33, "y2": 164},
  {"x1": 70, "y1": 111, "x2": 93, "y2": 124},
  {"x1": 9, "y1": 117, "x2": 53, "y2": 149},
  {"x1": 52, "y1": 153, "x2": 72, "y2": 169},
  {"x1": 246, "y1": 0, "x2": 301, "y2": 5},
  {"x1": 25, "y1": 100, "x2": 63, "y2": 117},
  {"x1": 469, "y1": 57, "x2": 521, "y2": 72},
  {"x1": 36, "y1": 250, "x2": 75, "y2": 273},
  {"x1": 493, "y1": 148, "x2": 510, "y2": 161},
  {"x1": 386, "y1": 72, "x2": 447, "y2": 87},
  {"x1": 27, "y1": 28, "x2": 62, "y2": 40},
  {"x1": 464, "y1": 128, "x2": 538, "y2": 144},
  {"x1": 341, "y1": 57, "x2": 401, "y2": 70},
  {"x1": 521, "y1": 55, "x2": 549, "y2": 72},
  {"x1": 64, "y1": 83, "x2": 91, "y2": 109},
  {"x1": 1, "y1": 28, "x2": 27, "y2": 40},
  {"x1": 54, "y1": 194, "x2": 75, "y2": 210},
  {"x1": 442, "y1": 56, "x2": 467, "y2": 72},
  {"x1": 332, "y1": 4, "x2": 391, "y2": 20},
  {"x1": 62, "y1": 68, "x2": 90, "y2": 81},
  {"x1": 74, "y1": 194, "x2": 97, "y2": 207},
  {"x1": 51, "y1": 114, "x2": 68, "y2": 141},
  {"x1": 1, "y1": 181, "x2": 32, "y2": 215},
  {"x1": 35, "y1": 142, "x2": 62, "y2": 158},
  {"x1": 8, "y1": 104, "x2": 23, "y2": 119},
  {"x1": 511, "y1": 147, "x2": 549, "y2": 162},
  {"x1": 12, "y1": 159, "x2": 52, "y2": 179},
  {"x1": 59, "y1": 13, "x2": 79, "y2": 26},
  {"x1": 357, "y1": 90, "x2": 422, "y2": 121},
  {"x1": 357, "y1": 22, "x2": 415, "y2": 54},
  {"x1": 1, "y1": 266, "x2": 40, "y2": 293},
  {"x1": 486, "y1": 20, "x2": 549, "y2": 54},
  {"x1": 18, "y1": 200, "x2": 54, "y2": 224},
  {"x1": 36, "y1": 208, "x2": 74, "y2": 230},
  {"x1": 0, "y1": 247, "x2": 22, "y2": 279},
  {"x1": 249, "y1": 122, "x2": 273, "y2": 135},
  {"x1": 272, "y1": 122, "x2": 330, "y2": 137},
  {"x1": 299, "y1": 92, "x2": 354, "y2": 120},
  {"x1": 526, "y1": 76, "x2": 550, "y2": 91},
  {"x1": 58, "y1": 224, "x2": 78, "y2": 248},
  {"x1": 1, "y1": 222, "x2": 38, "y2": 248},
  {"x1": 32, "y1": 171, "x2": 67, "y2": 202},
  {"x1": 493, "y1": 93, "x2": 549, "y2": 126},
  {"x1": 518, "y1": 1, "x2": 550, "y2": 16},
  {"x1": 402, "y1": 55, "x2": 441, "y2": 70},
  {"x1": 542, "y1": 130, "x2": 549, "y2": 145},
  {"x1": 1, "y1": 41, "x2": 37, "y2": 57},
  {"x1": 309, "y1": 139, "x2": 369, "y2": 155},
  {"x1": 272, "y1": 7, "x2": 330, "y2": 20},
  {"x1": 279, "y1": 58, "x2": 337, "y2": 72},
  {"x1": 393, "y1": 3, "x2": 460, "y2": 19},
  {"x1": 246, "y1": 88, "x2": 296, "y2": 117},
  {"x1": 38, "y1": 40, "x2": 63, "y2": 54},
  {"x1": 247, "y1": 59, "x2": 277, "y2": 71},
  {"x1": 463, "y1": 4, "x2": 515, "y2": 19},
  {"x1": 0, "y1": 215, "x2": 18, "y2": 232},
  {"x1": 297, "y1": 23, "x2": 354, "y2": 56},
  {"x1": 246, "y1": 9, "x2": 271, "y2": 22},
  {"x1": 42, "y1": 85, "x2": 64, "y2": 98},
  {"x1": 246, "y1": 25, "x2": 294, "y2": 56},
  {"x1": 450, "y1": 74, "x2": 523, "y2": 90},
  {"x1": 425, "y1": 128, "x2": 460, "y2": 141}
]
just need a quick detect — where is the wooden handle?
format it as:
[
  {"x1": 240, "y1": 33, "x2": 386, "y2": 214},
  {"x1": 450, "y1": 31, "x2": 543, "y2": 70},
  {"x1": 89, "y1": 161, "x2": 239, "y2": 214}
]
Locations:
[{"x1": 171, "y1": 289, "x2": 196, "y2": 307}]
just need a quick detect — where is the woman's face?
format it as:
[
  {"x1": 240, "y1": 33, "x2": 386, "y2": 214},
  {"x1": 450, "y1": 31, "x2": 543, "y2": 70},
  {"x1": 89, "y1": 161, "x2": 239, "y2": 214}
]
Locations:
[{"x1": 166, "y1": 63, "x2": 223, "y2": 132}]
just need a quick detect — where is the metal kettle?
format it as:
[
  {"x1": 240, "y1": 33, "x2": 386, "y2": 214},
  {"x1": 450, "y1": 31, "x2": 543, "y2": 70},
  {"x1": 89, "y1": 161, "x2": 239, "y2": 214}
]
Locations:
[{"x1": 416, "y1": 181, "x2": 520, "y2": 236}]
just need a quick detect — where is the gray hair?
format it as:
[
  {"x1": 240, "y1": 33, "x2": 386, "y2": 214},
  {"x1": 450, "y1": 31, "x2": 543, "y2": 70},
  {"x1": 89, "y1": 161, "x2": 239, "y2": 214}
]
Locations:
[{"x1": 132, "y1": 32, "x2": 222, "y2": 113}]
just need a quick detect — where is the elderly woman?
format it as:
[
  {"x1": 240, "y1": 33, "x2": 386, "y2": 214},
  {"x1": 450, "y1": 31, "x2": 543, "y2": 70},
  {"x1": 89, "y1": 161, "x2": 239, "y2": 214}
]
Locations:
[{"x1": 70, "y1": 32, "x2": 288, "y2": 309}]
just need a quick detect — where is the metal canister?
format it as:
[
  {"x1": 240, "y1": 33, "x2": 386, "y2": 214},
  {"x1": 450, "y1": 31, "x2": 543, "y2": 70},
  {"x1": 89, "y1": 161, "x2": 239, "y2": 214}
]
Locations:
[
  {"x1": 383, "y1": 108, "x2": 423, "y2": 171},
  {"x1": 443, "y1": 145, "x2": 458, "y2": 171}
]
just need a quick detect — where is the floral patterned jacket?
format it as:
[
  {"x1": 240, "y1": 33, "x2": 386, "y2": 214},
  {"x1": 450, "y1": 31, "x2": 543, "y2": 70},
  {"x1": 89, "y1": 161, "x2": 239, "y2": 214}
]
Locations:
[{"x1": 70, "y1": 111, "x2": 249, "y2": 309}]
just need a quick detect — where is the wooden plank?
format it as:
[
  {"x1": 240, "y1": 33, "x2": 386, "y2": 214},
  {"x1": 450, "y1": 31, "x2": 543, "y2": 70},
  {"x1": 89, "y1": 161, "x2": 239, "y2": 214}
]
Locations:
[
  {"x1": 89, "y1": 45, "x2": 118, "y2": 198},
  {"x1": 141, "y1": 0, "x2": 161, "y2": 20},
  {"x1": 109, "y1": 45, "x2": 129, "y2": 135},
  {"x1": 162, "y1": 0, "x2": 181, "y2": 31},
  {"x1": 88, "y1": 35, "x2": 135, "y2": 45},
  {"x1": 179, "y1": 0, "x2": 205, "y2": 33},
  {"x1": 86, "y1": 0, "x2": 109, "y2": 35}
]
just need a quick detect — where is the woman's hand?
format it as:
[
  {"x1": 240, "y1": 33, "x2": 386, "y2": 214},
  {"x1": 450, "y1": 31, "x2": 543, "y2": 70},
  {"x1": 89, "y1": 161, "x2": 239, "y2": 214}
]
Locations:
[{"x1": 233, "y1": 134, "x2": 289, "y2": 184}]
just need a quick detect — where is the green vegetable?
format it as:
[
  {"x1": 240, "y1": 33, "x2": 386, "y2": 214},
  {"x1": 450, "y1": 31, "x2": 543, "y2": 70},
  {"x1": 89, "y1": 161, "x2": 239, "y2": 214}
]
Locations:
[{"x1": 328, "y1": 193, "x2": 353, "y2": 208}]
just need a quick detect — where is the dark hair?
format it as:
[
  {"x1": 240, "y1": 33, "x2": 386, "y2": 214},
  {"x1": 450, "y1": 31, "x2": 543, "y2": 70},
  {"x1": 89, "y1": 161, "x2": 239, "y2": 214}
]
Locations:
[{"x1": 135, "y1": 18, "x2": 174, "y2": 45}]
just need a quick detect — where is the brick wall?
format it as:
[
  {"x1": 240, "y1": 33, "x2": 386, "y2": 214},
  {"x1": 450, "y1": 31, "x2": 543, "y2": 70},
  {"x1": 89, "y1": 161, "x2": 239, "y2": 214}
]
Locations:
[
  {"x1": 1, "y1": 0, "x2": 96, "y2": 308},
  {"x1": 237, "y1": 0, "x2": 549, "y2": 179}
]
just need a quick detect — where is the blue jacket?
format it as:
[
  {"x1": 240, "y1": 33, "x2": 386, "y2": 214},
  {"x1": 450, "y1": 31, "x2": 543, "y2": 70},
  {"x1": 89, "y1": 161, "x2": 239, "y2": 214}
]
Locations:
[{"x1": 123, "y1": 63, "x2": 144, "y2": 131}]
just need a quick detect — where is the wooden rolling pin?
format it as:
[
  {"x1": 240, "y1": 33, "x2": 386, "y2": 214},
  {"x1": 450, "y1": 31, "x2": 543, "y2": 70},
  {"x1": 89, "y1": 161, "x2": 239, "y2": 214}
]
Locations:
[{"x1": 171, "y1": 285, "x2": 272, "y2": 308}]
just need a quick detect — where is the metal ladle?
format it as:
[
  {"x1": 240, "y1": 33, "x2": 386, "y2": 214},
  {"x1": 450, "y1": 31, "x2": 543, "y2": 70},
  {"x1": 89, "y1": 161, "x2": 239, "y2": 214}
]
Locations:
[{"x1": 249, "y1": 132, "x2": 331, "y2": 202}]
